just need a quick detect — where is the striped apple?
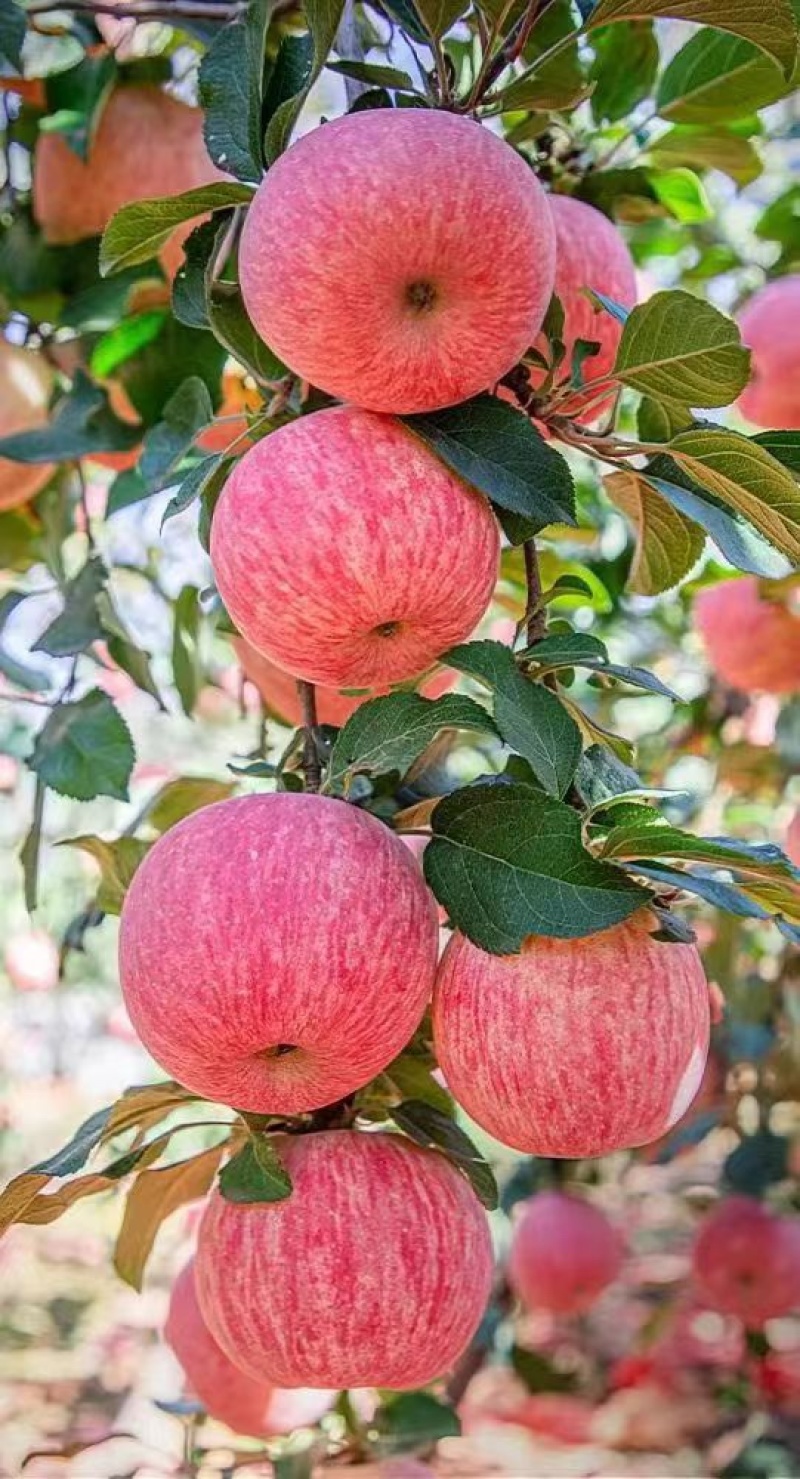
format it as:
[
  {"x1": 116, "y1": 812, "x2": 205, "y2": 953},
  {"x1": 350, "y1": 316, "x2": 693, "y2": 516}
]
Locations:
[
  {"x1": 119, "y1": 793, "x2": 438, "y2": 1113},
  {"x1": 692, "y1": 1197, "x2": 800, "y2": 1328},
  {"x1": 196, "y1": 1130, "x2": 493, "y2": 1389},
  {"x1": 432, "y1": 910, "x2": 710, "y2": 1157},
  {"x1": 509, "y1": 1190, "x2": 623, "y2": 1316},
  {"x1": 211, "y1": 406, "x2": 500, "y2": 689}
]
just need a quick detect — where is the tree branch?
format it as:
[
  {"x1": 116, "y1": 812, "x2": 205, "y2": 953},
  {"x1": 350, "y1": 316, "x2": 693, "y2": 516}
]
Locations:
[{"x1": 524, "y1": 538, "x2": 547, "y2": 646}]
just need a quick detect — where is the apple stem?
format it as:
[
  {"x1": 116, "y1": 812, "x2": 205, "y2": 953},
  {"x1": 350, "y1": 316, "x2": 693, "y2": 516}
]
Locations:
[
  {"x1": 524, "y1": 539, "x2": 547, "y2": 647},
  {"x1": 297, "y1": 679, "x2": 323, "y2": 793}
]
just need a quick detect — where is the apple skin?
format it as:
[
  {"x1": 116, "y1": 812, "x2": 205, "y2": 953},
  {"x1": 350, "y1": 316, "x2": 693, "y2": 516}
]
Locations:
[
  {"x1": 508, "y1": 1190, "x2": 623, "y2": 1316},
  {"x1": 165, "y1": 1258, "x2": 331, "y2": 1438},
  {"x1": 692, "y1": 1196, "x2": 800, "y2": 1328},
  {"x1": 211, "y1": 405, "x2": 500, "y2": 689},
  {"x1": 787, "y1": 811, "x2": 800, "y2": 866},
  {"x1": 33, "y1": 85, "x2": 221, "y2": 277},
  {"x1": 531, "y1": 196, "x2": 637, "y2": 415},
  {"x1": 694, "y1": 577, "x2": 800, "y2": 695},
  {"x1": 195, "y1": 1129, "x2": 493, "y2": 1389},
  {"x1": 738, "y1": 276, "x2": 800, "y2": 429},
  {"x1": 239, "y1": 110, "x2": 556, "y2": 414},
  {"x1": 432, "y1": 910, "x2": 711, "y2": 1157},
  {"x1": 0, "y1": 342, "x2": 54, "y2": 511},
  {"x1": 118, "y1": 793, "x2": 438, "y2": 1114},
  {"x1": 233, "y1": 637, "x2": 454, "y2": 729}
]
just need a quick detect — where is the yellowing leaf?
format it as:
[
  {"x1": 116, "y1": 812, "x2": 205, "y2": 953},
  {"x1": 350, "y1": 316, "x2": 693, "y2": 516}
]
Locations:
[
  {"x1": 668, "y1": 429, "x2": 800, "y2": 564},
  {"x1": 114, "y1": 1144, "x2": 224, "y2": 1290},
  {"x1": 605, "y1": 468, "x2": 705, "y2": 593}
]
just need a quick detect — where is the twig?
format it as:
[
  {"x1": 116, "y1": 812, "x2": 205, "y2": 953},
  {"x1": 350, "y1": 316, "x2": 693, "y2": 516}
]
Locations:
[
  {"x1": 297, "y1": 680, "x2": 322, "y2": 794},
  {"x1": 524, "y1": 538, "x2": 547, "y2": 645},
  {"x1": 26, "y1": 0, "x2": 243, "y2": 17}
]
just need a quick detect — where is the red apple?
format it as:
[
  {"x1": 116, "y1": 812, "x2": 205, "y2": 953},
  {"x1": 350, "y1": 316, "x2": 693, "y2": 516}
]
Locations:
[
  {"x1": 0, "y1": 341, "x2": 54, "y2": 511},
  {"x1": 694, "y1": 577, "x2": 800, "y2": 695},
  {"x1": 738, "y1": 276, "x2": 800, "y2": 429},
  {"x1": 233, "y1": 637, "x2": 454, "y2": 728},
  {"x1": 432, "y1": 909, "x2": 710, "y2": 1156},
  {"x1": 692, "y1": 1196, "x2": 800, "y2": 1328},
  {"x1": 508, "y1": 1190, "x2": 623, "y2": 1315},
  {"x1": 4, "y1": 928, "x2": 60, "y2": 992},
  {"x1": 196, "y1": 1129, "x2": 493, "y2": 1389},
  {"x1": 239, "y1": 110, "x2": 556, "y2": 413},
  {"x1": 532, "y1": 195, "x2": 636, "y2": 417},
  {"x1": 119, "y1": 794, "x2": 438, "y2": 1113},
  {"x1": 33, "y1": 85, "x2": 222, "y2": 277},
  {"x1": 211, "y1": 405, "x2": 499, "y2": 689},
  {"x1": 786, "y1": 811, "x2": 800, "y2": 866},
  {"x1": 165, "y1": 1258, "x2": 331, "y2": 1437}
]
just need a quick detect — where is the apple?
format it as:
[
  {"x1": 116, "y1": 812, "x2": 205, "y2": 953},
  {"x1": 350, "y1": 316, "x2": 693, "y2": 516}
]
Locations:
[
  {"x1": 165, "y1": 1258, "x2": 331, "y2": 1438},
  {"x1": 786, "y1": 810, "x2": 800, "y2": 866},
  {"x1": 233, "y1": 637, "x2": 454, "y2": 729},
  {"x1": 118, "y1": 793, "x2": 438, "y2": 1113},
  {"x1": 0, "y1": 341, "x2": 54, "y2": 511},
  {"x1": 432, "y1": 909, "x2": 711, "y2": 1157},
  {"x1": 210, "y1": 405, "x2": 500, "y2": 689},
  {"x1": 508, "y1": 1190, "x2": 623, "y2": 1315},
  {"x1": 737, "y1": 276, "x2": 800, "y2": 429},
  {"x1": 694, "y1": 577, "x2": 800, "y2": 695},
  {"x1": 692, "y1": 1196, "x2": 800, "y2": 1328},
  {"x1": 196, "y1": 1128, "x2": 493, "y2": 1388},
  {"x1": 33, "y1": 84, "x2": 222, "y2": 278},
  {"x1": 4, "y1": 928, "x2": 59, "y2": 992},
  {"x1": 532, "y1": 195, "x2": 637, "y2": 416},
  {"x1": 239, "y1": 110, "x2": 556, "y2": 413}
]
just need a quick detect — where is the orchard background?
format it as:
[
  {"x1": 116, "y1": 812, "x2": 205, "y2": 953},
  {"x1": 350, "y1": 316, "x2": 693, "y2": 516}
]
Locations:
[{"x1": 0, "y1": 0, "x2": 799, "y2": 1473}]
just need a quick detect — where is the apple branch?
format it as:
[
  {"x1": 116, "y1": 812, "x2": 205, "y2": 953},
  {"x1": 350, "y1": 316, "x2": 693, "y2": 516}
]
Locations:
[{"x1": 297, "y1": 679, "x2": 323, "y2": 794}]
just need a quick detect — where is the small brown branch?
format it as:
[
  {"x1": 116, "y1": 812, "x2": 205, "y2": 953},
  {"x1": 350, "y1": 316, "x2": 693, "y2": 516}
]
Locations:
[
  {"x1": 297, "y1": 679, "x2": 322, "y2": 794},
  {"x1": 524, "y1": 538, "x2": 547, "y2": 646}
]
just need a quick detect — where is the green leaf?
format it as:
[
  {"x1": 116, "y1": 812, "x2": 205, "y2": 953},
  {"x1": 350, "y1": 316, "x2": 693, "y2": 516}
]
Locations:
[
  {"x1": 600, "y1": 814, "x2": 800, "y2": 885},
  {"x1": 172, "y1": 586, "x2": 202, "y2": 717},
  {"x1": 590, "y1": 22, "x2": 659, "y2": 124},
  {"x1": 637, "y1": 397, "x2": 694, "y2": 442},
  {"x1": 505, "y1": 0, "x2": 586, "y2": 113},
  {"x1": 411, "y1": 0, "x2": 467, "y2": 37},
  {"x1": 29, "y1": 689, "x2": 135, "y2": 802},
  {"x1": 577, "y1": 166, "x2": 661, "y2": 220},
  {"x1": 574, "y1": 743, "x2": 642, "y2": 809},
  {"x1": 0, "y1": 0, "x2": 26, "y2": 69},
  {"x1": 33, "y1": 556, "x2": 107, "y2": 658},
  {"x1": 207, "y1": 280, "x2": 286, "y2": 384},
  {"x1": 522, "y1": 630, "x2": 681, "y2": 700},
  {"x1": 32, "y1": 1105, "x2": 113, "y2": 1178},
  {"x1": 390, "y1": 1099, "x2": 498, "y2": 1210},
  {"x1": 98, "y1": 597, "x2": 163, "y2": 710},
  {"x1": 327, "y1": 692, "x2": 498, "y2": 793},
  {"x1": 265, "y1": 0, "x2": 346, "y2": 160},
  {"x1": 171, "y1": 217, "x2": 218, "y2": 331},
  {"x1": 657, "y1": 29, "x2": 791, "y2": 124},
  {"x1": 647, "y1": 126, "x2": 762, "y2": 187},
  {"x1": 725, "y1": 1130, "x2": 789, "y2": 1198},
  {"x1": 99, "y1": 183, "x2": 254, "y2": 276},
  {"x1": 424, "y1": 782, "x2": 648, "y2": 951},
  {"x1": 373, "y1": 1392, "x2": 461, "y2": 1454},
  {"x1": 644, "y1": 472, "x2": 791, "y2": 579},
  {"x1": 0, "y1": 508, "x2": 42, "y2": 574},
  {"x1": 89, "y1": 309, "x2": 167, "y2": 380},
  {"x1": 512, "y1": 1345, "x2": 579, "y2": 1394},
  {"x1": 445, "y1": 640, "x2": 581, "y2": 798},
  {"x1": 604, "y1": 467, "x2": 705, "y2": 594},
  {"x1": 198, "y1": 0, "x2": 272, "y2": 182},
  {"x1": 139, "y1": 377, "x2": 213, "y2": 489},
  {"x1": 752, "y1": 431, "x2": 800, "y2": 478},
  {"x1": 0, "y1": 372, "x2": 141, "y2": 463},
  {"x1": 327, "y1": 59, "x2": 415, "y2": 88},
  {"x1": 667, "y1": 429, "x2": 800, "y2": 564},
  {"x1": 145, "y1": 776, "x2": 237, "y2": 833},
  {"x1": 57, "y1": 835, "x2": 150, "y2": 914},
  {"x1": 586, "y1": 0, "x2": 798, "y2": 76},
  {"x1": 613, "y1": 290, "x2": 750, "y2": 407},
  {"x1": 161, "y1": 451, "x2": 231, "y2": 527},
  {"x1": 383, "y1": 1049, "x2": 454, "y2": 1115},
  {"x1": 218, "y1": 1136, "x2": 292, "y2": 1204},
  {"x1": 404, "y1": 396, "x2": 575, "y2": 531},
  {"x1": 20, "y1": 779, "x2": 45, "y2": 914},
  {"x1": 651, "y1": 167, "x2": 712, "y2": 224}
]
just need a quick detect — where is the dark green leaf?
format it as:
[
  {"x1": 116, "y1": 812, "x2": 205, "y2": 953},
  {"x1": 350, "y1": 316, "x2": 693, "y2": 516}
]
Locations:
[
  {"x1": 0, "y1": 372, "x2": 140, "y2": 463},
  {"x1": 28, "y1": 689, "x2": 135, "y2": 802},
  {"x1": 33, "y1": 556, "x2": 107, "y2": 658},
  {"x1": 511, "y1": 1345, "x2": 579, "y2": 1393},
  {"x1": 586, "y1": 0, "x2": 798, "y2": 76},
  {"x1": 327, "y1": 691, "x2": 498, "y2": 793},
  {"x1": 384, "y1": 1050, "x2": 454, "y2": 1115},
  {"x1": 752, "y1": 431, "x2": 800, "y2": 477},
  {"x1": 577, "y1": 167, "x2": 661, "y2": 219},
  {"x1": 218, "y1": 1137, "x2": 292, "y2": 1204},
  {"x1": 207, "y1": 280, "x2": 286, "y2": 383},
  {"x1": 198, "y1": 0, "x2": 272, "y2": 182},
  {"x1": 139, "y1": 377, "x2": 213, "y2": 489},
  {"x1": 390, "y1": 1099, "x2": 498, "y2": 1209},
  {"x1": 0, "y1": 0, "x2": 26, "y2": 69},
  {"x1": 373, "y1": 1392, "x2": 461, "y2": 1454},
  {"x1": 161, "y1": 452, "x2": 230, "y2": 527},
  {"x1": 99, "y1": 183, "x2": 254, "y2": 276},
  {"x1": 574, "y1": 743, "x2": 642, "y2": 809},
  {"x1": 424, "y1": 782, "x2": 648, "y2": 951},
  {"x1": 171, "y1": 217, "x2": 219, "y2": 331},
  {"x1": 725, "y1": 1131, "x2": 789, "y2": 1197},
  {"x1": 32, "y1": 1105, "x2": 112, "y2": 1178},
  {"x1": 265, "y1": 0, "x2": 346, "y2": 160},
  {"x1": 172, "y1": 586, "x2": 202, "y2": 716},
  {"x1": 643, "y1": 472, "x2": 790, "y2": 579},
  {"x1": 327, "y1": 59, "x2": 415, "y2": 88},
  {"x1": 404, "y1": 395, "x2": 575, "y2": 531}
]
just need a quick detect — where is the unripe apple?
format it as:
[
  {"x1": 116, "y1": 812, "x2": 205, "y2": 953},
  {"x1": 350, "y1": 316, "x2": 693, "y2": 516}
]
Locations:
[
  {"x1": 0, "y1": 341, "x2": 54, "y2": 511},
  {"x1": 239, "y1": 111, "x2": 556, "y2": 413},
  {"x1": 532, "y1": 195, "x2": 637, "y2": 414},
  {"x1": 33, "y1": 85, "x2": 222, "y2": 277},
  {"x1": 232, "y1": 637, "x2": 455, "y2": 729},
  {"x1": 737, "y1": 276, "x2": 800, "y2": 429},
  {"x1": 694, "y1": 577, "x2": 800, "y2": 695},
  {"x1": 692, "y1": 1196, "x2": 800, "y2": 1328},
  {"x1": 165, "y1": 1258, "x2": 331, "y2": 1438},
  {"x1": 432, "y1": 910, "x2": 710, "y2": 1156},
  {"x1": 196, "y1": 1129, "x2": 493, "y2": 1388},
  {"x1": 211, "y1": 406, "x2": 500, "y2": 689},
  {"x1": 508, "y1": 1190, "x2": 623, "y2": 1315},
  {"x1": 119, "y1": 793, "x2": 438, "y2": 1113}
]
